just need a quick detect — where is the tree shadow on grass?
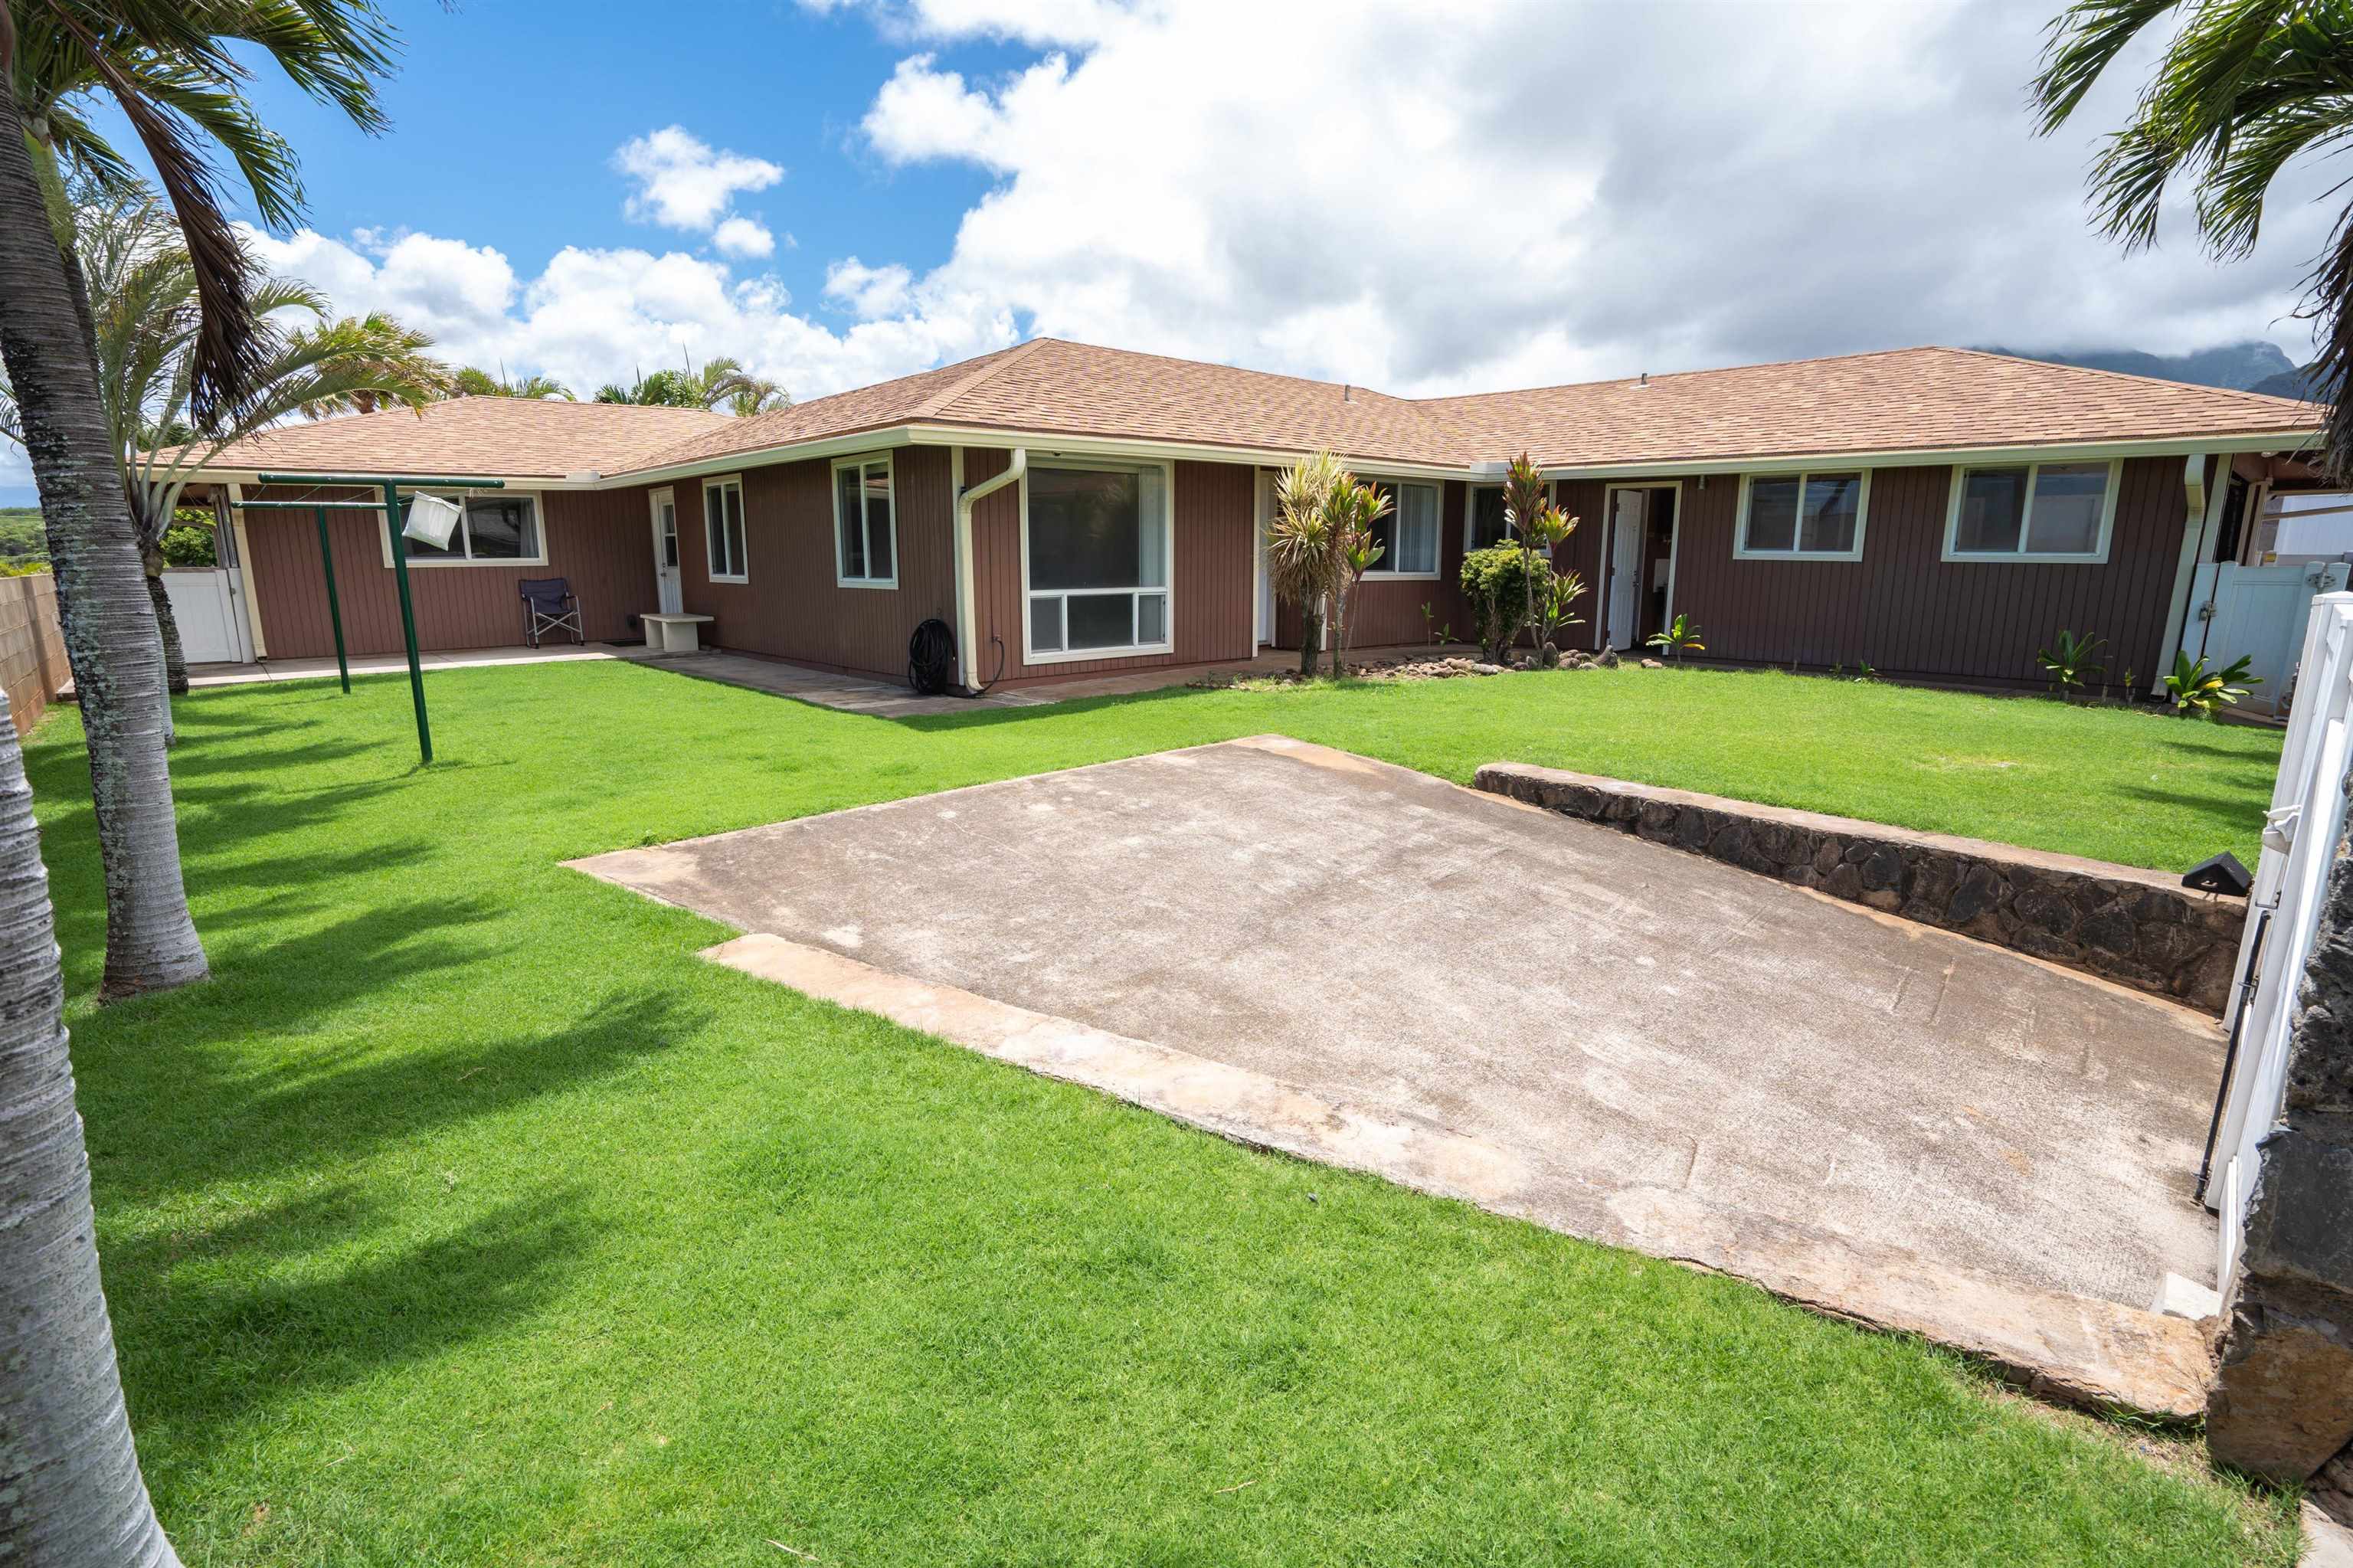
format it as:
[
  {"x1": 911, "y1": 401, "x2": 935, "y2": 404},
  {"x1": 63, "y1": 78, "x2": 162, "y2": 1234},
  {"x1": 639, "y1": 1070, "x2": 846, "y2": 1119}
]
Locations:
[
  {"x1": 78, "y1": 991, "x2": 705, "y2": 1203},
  {"x1": 106, "y1": 1182, "x2": 594, "y2": 1450},
  {"x1": 2118, "y1": 781, "x2": 2272, "y2": 841}
]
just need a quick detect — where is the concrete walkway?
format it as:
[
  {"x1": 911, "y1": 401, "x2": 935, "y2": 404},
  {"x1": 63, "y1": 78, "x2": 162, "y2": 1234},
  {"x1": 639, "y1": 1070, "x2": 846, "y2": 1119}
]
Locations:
[{"x1": 571, "y1": 736, "x2": 2228, "y2": 1418}]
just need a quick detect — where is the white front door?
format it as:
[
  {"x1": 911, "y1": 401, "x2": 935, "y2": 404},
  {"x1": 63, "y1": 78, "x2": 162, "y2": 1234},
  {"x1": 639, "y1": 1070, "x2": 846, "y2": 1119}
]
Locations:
[
  {"x1": 650, "y1": 488, "x2": 682, "y2": 615},
  {"x1": 1255, "y1": 469, "x2": 1275, "y2": 646},
  {"x1": 1605, "y1": 488, "x2": 1645, "y2": 650}
]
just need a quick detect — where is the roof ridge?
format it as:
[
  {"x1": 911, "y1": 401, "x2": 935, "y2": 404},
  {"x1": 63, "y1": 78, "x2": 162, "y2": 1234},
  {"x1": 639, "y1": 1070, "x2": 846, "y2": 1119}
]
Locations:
[
  {"x1": 914, "y1": 337, "x2": 1052, "y2": 419},
  {"x1": 1944, "y1": 345, "x2": 2322, "y2": 408},
  {"x1": 1412, "y1": 345, "x2": 1965, "y2": 407}
]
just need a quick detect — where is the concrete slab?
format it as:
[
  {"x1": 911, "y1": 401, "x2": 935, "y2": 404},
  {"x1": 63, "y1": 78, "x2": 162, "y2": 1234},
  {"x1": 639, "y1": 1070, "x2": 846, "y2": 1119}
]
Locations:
[{"x1": 569, "y1": 737, "x2": 2227, "y2": 1409}]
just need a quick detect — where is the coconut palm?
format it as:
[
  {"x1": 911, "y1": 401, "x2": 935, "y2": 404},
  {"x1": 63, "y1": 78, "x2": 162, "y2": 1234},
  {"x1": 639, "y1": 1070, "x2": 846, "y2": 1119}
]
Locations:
[
  {"x1": 2031, "y1": 1, "x2": 2353, "y2": 477},
  {"x1": 594, "y1": 355, "x2": 789, "y2": 414},
  {"x1": 2, "y1": 0, "x2": 399, "y2": 1001},
  {"x1": 0, "y1": 686, "x2": 180, "y2": 1565},
  {"x1": 453, "y1": 365, "x2": 574, "y2": 401}
]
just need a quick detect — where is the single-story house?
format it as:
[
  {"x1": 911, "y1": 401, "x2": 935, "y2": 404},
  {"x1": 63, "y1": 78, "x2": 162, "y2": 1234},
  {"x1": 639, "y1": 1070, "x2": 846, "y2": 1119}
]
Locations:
[{"x1": 178, "y1": 338, "x2": 2325, "y2": 695}]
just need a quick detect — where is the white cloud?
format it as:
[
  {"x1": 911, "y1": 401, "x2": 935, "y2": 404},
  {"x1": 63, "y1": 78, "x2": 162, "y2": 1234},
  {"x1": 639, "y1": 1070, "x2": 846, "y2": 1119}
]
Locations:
[
  {"x1": 801, "y1": 0, "x2": 1134, "y2": 47},
  {"x1": 613, "y1": 126, "x2": 784, "y2": 232},
  {"x1": 843, "y1": 0, "x2": 2333, "y2": 392},
  {"x1": 712, "y1": 216, "x2": 777, "y2": 259},
  {"x1": 824, "y1": 257, "x2": 915, "y2": 319},
  {"x1": 241, "y1": 223, "x2": 1016, "y2": 407}
]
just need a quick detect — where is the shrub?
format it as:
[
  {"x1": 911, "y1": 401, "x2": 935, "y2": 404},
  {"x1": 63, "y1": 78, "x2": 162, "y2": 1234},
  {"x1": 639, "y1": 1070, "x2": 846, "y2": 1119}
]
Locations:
[
  {"x1": 160, "y1": 522, "x2": 218, "y2": 568},
  {"x1": 1461, "y1": 545, "x2": 1539, "y2": 664}
]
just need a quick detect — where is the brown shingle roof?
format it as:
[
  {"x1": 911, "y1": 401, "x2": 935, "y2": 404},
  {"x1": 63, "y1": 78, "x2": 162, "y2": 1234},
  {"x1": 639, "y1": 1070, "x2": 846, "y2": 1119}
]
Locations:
[
  {"x1": 185, "y1": 395, "x2": 731, "y2": 480},
  {"x1": 1417, "y1": 346, "x2": 2321, "y2": 468},
  {"x1": 176, "y1": 341, "x2": 2322, "y2": 487}
]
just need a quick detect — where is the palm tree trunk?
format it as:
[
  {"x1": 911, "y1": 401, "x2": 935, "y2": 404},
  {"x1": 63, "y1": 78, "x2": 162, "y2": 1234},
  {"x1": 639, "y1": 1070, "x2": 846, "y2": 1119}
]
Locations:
[
  {"x1": 0, "y1": 76, "x2": 206, "y2": 1000},
  {"x1": 0, "y1": 689, "x2": 183, "y2": 1568},
  {"x1": 142, "y1": 559, "x2": 189, "y2": 698},
  {"x1": 1299, "y1": 602, "x2": 1323, "y2": 676}
]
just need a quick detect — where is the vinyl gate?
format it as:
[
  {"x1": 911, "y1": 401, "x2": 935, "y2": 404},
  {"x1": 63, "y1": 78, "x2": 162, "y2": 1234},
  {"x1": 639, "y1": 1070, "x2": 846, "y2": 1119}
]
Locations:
[
  {"x1": 2186, "y1": 560, "x2": 2351, "y2": 714},
  {"x1": 2209, "y1": 591, "x2": 2353, "y2": 1285}
]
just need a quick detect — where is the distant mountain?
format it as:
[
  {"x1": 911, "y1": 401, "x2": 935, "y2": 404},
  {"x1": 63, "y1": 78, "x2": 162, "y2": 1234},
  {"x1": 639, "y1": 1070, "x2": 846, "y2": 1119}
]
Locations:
[
  {"x1": 1975, "y1": 339, "x2": 2299, "y2": 393},
  {"x1": 2249, "y1": 364, "x2": 2326, "y2": 402}
]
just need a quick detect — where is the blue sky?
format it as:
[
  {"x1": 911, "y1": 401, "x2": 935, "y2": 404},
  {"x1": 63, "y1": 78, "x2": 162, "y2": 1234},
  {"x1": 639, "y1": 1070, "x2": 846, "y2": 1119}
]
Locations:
[{"x1": 5, "y1": 0, "x2": 2335, "y2": 509}]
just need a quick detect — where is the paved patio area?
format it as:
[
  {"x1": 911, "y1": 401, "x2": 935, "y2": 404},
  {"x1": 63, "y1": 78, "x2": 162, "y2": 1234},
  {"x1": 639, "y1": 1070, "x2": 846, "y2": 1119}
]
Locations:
[{"x1": 571, "y1": 737, "x2": 2227, "y2": 1413}]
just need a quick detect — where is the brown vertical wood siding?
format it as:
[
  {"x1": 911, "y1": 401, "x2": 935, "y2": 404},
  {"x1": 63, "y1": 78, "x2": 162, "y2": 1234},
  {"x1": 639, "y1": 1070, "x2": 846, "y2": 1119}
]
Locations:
[
  {"x1": 966, "y1": 447, "x2": 1255, "y2": 686},
  {"x1": 1275, "y1": 477, "x2": 1478, "y2": 651},
  {"x1": 1664, "y1": 457, "x2": 2188, "y2": 687},
  {"x1": 243, "y1": 483, "x2": 654, "y2": 659},
  {"x1": 671, "y1": 445, "x2": 956, "y2": 680}
]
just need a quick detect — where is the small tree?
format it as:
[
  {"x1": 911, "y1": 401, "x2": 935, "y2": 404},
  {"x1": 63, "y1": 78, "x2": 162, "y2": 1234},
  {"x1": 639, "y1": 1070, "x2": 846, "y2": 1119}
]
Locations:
[
  {"x1": 1501, "y1": 453, "x2": 1550, "y2": 652},
  {"x1": 1269, "y1": 453, "x2": 1348, "y2": 676},
  {"x1": 1327, "y1": 479, "x2": 1390, "y2": 673}
]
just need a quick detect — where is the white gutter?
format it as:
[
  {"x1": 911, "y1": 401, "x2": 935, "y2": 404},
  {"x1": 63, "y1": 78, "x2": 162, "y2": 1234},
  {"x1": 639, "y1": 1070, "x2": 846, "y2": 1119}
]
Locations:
[
  {"x1": 1540, "y1": 429, "x2": 2318, "y2": 483},
  {"x1": 954, "y1": 447, "x2": 1025, "y2": 693}
]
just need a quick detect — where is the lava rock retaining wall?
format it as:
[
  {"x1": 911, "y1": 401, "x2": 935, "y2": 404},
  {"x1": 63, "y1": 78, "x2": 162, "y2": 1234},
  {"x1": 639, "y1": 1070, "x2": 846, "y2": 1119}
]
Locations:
[{"x1": 1473, "y1": 762, "x2": 2244, "y2": 1013}]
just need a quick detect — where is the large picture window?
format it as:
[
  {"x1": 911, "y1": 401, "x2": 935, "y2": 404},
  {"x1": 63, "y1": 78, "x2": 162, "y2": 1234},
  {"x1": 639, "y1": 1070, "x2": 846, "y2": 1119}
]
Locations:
[
  {"x1": 1736, "y1": 471, "x2": 1868, "y2": 560},
  {"x1": 381, "y1": 493, "x2": 545, "y2": 567},
  {"x1": 1363, "y1": 479, "x2": 1442, "y2": 576},
  {"x1": 1943, "y1": 460, "x2": 2119, "y2": 562},
  {"x1": 833, "y1": 455, "x2": 896, "y2": 587},
  {"x1": 1024, "y1": 463, "x2": 1172, "y2": 660},
  {"x1": 704, "y1": 476, "x2": 748, "y2": 583}
]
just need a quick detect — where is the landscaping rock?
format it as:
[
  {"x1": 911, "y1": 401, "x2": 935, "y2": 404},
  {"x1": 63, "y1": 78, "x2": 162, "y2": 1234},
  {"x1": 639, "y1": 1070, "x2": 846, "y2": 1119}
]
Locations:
[
  {"x1": 1640, "y1": 656, "x2": 1665, "y2": 669},
  {"x1": 1594, "y1": 647, "x2": 1619, "y2": 669},
  {"x1": 1470, "y1": 761, "x2": 2247, "y2": 1013}
]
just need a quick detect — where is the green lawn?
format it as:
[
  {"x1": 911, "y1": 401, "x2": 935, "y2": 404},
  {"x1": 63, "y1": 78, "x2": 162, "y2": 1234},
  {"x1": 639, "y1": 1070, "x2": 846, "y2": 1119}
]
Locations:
[{"x1": 30, "y1": 661, "x2": 2292, "y2": 1566}]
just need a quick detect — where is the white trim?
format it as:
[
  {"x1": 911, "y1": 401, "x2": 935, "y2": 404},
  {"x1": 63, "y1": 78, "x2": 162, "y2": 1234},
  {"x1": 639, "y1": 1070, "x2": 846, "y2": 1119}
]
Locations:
[
  {"x1": 830, "y1": 451, "x2": 900, "y2": 589},
  {"x1": 1543, "y1": 430, "x2": 2313, "y2": 483},
  {"x1": 373, "y1": 488, "x2": 549, "y2": 568},
  {"x1": 1356, "y1": 473, "x2": 1444, "y2": 579},
  {"x1": 1254, "y1": 466, "x2": 1273, "y2": 647},
  {"x1": 1940, "y1": 458, "x2": 2122, "y2": 564},
  {"x1": 1018, "y1": 457, "x2": 1177, "y2": 666},
  {"x1": 951, "y1": 446, "x2": 973, "y2": 689},
  {"x1": 224, "y1": 481, "x2": 268, "y2": 660},
  {"x1": 1733, "y1": 470, "x2": 1870, "y2": 561},
  {"x1": 702, "y1": 473, "x2": 748, "y2": 583},
  {"x1": 2154, "y1": 454, "x2": 2222, "y2": 695}
]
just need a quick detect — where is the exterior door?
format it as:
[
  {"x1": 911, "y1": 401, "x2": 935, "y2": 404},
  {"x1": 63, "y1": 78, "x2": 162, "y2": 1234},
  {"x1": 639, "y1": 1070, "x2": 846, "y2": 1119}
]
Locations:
[
  {"x1": 1605, "y1": 488, "x2": 1644, "y2": 649},
  {"x1": 650, "y1": 488, "x2": 682, "y2": 615}
]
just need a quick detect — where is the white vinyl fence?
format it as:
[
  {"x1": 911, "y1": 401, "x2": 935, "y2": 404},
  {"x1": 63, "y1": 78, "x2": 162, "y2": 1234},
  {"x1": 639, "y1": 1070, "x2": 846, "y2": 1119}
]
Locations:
[{"x1": 2209, "y1": 590, "x2": 2353, "y2": 1285}]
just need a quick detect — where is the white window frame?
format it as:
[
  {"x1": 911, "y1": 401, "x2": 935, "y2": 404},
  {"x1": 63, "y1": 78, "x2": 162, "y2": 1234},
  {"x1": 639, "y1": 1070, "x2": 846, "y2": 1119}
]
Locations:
[
  {"x1": 831, "y1": 452, "x2": 898, "y2": 589},
  {"x1": 1019, "y1": 458, "x2": 1176, "y2": 666},
  {"x1": 1733, "y1": 471, "x2": 1870, "y2": 562},
  {"x1": 1461, "y1": 480, "x2": 1554, "y2": 555},
  {"x1": 377, "y1": 489, "x2": 549, "y2": 568},
  {"x1": 1357, "y1": 475, "x2": 1443, "y2": 579},
  {"x1": 703, "y1": 474, "x2": 748, "y2": 584},
  {"x1": 1941, "y1": 458, "x2": 2122, "y2": 565}
]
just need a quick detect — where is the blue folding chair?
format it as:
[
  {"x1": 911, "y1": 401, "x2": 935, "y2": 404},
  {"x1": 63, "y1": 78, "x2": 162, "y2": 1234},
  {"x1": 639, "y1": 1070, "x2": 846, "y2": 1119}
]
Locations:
[{"x1": 519, "y1": 577, "x2": 584, "y2": 647}]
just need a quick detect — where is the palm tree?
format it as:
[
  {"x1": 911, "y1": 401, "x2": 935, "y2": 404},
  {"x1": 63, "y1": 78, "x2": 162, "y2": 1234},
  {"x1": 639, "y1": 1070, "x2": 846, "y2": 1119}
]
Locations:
[
  {"x1": 594, "y1": 355, "x2": 789, "y2": 414},
  {"x1": 0, "y1": 686, "x2": 181, "y2": 1565},
  {"x1": 2031, "y1": 1, "x2": 2353, "y2": 477},
  {"x1": 1268, "y1": 451, "x2": 1364, "y2": 677},
  {"x1": 453, "y1": 365, "x2": 574, "y2": 401},
  {"x1": 4, "y1": 186, "x2": 452, "y2": 693},
  {"x1": 2, "y1": 0, "x2": 399, "y2": 1000}
]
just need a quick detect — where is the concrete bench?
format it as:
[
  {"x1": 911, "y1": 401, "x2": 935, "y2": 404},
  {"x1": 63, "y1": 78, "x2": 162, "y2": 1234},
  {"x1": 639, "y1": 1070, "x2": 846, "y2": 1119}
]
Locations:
[{"x1": 642, "y1": 613, "x2": 715, "y2": 654}]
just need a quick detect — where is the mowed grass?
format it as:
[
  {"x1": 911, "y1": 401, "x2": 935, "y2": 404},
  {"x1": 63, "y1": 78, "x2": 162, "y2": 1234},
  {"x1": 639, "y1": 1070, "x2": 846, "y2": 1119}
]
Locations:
[{"x1": 28, "y1": 660, "x2": 2292, "y2": 1566}]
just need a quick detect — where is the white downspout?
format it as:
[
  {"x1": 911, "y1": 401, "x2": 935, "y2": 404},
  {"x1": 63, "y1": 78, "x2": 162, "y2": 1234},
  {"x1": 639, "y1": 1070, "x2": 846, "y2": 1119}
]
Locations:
[{"x1": 954, "y1": 447, "x2": 1025, "y2": 695}]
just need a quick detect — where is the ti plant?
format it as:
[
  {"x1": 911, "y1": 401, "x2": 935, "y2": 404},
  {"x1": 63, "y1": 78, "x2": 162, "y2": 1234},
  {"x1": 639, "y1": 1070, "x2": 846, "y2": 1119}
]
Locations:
[
  {"x1": 2037, "y1": 629, "x2": 2107, "y2": 700},
  {"x1": 2165, "y1": 650, "x2": 2260, "y2": 719},
  {"x1": 1646, "y1": 613, "x2": 1705, "y2": 660}
]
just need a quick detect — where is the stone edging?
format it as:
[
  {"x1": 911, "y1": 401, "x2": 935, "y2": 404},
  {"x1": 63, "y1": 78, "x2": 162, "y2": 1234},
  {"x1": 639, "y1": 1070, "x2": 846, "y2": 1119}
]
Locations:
[{"x1": 1473, "y1": 762, "x2": 2245, "y2": 1013}]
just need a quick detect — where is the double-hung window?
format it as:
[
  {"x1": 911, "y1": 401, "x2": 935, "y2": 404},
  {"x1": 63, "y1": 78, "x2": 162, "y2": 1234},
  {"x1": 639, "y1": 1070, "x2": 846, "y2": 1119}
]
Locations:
[
  {"x1": 383, "y1": 493, "x2": 545, "y2": 566},
  {"x1": 1024, "y1": 462, "x2": 1172, "y2": 660},
  {"x1": 833, "y1": 455, "x2": 896, "y2": 588},
  {"x1": 704, "y1": 476, "x2": 748, "y2": 583},
  {"x1": 1943, "y1": 460, "x2": 2119, "y2": 562},
  {"x1": 1736, "y1": 472, "x2": 1868, "y2": 560},
  {"x1": 1361, "y1": 479, "x2": 1442, "y2": 576},
  {"x1": 1465, "y1": 483, "x2": 1513, "y2": 552}
]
